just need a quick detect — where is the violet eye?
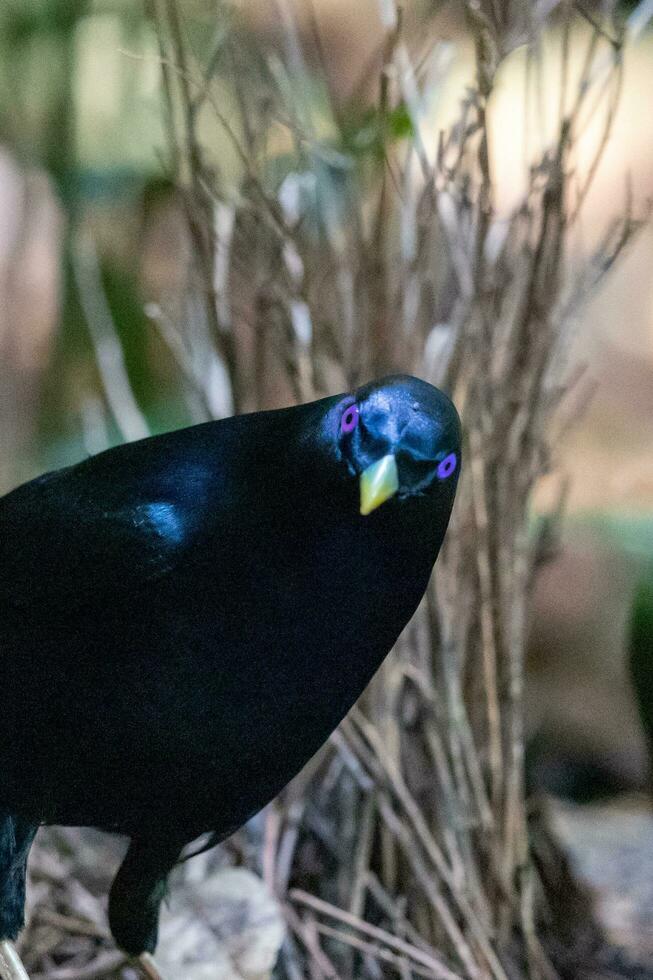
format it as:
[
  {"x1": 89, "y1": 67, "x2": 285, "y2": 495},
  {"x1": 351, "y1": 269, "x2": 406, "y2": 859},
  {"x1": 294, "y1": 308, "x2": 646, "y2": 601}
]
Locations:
[
  {"x1": 340, "y1": 404, "x2": 359, "y2": 435},
  {"x1": 437, "y1": 452, "x2": 457, "y2": 480}
]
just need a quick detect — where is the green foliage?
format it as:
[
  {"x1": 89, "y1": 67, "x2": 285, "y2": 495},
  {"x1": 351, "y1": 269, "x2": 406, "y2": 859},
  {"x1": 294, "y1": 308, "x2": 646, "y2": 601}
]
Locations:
[
  {"x1": 629, "y1": 567, "x2": 653, "y2": 744},
  {"x1": 339, "y1": 102, "x2": 415, "y2": 164},
  {"x1": 0, "y1": 0, "x2": 83, "y2": 44}
]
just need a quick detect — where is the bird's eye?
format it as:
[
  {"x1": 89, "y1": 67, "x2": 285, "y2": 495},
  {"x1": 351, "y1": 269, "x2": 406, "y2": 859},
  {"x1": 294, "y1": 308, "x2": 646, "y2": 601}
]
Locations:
[
  {"x1": 340, "y1": 404, "x2": 359, "y2": 435},
  {"x1": 437, "y1": 452, "x2": 457, "y2": 480}
]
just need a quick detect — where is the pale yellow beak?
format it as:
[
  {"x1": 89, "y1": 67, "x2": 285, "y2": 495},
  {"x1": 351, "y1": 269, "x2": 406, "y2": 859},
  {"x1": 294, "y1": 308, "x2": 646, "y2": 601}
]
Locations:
[{"x1": 359, "y1": 454, "x2": 399, "y2": 516}]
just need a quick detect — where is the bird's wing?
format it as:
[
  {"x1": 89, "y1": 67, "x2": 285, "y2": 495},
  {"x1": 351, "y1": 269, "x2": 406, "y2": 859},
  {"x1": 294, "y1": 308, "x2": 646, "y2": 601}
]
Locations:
[{"x1": 0, "y1": 451, "x2": 202, "y2": 615}]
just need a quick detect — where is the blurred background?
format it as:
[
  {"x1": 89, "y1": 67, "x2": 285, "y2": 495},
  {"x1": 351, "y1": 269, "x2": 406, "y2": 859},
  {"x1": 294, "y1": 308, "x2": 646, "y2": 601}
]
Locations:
[{"x1": 1, "y1": 1, "x2": 652, "y2": 977}]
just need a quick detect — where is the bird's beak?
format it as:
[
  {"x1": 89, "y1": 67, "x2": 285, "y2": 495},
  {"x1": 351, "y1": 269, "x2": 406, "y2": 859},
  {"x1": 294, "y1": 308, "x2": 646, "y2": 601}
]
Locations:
[{"x1": 360, "y1": 454, "x2": 399, "y2": 516}]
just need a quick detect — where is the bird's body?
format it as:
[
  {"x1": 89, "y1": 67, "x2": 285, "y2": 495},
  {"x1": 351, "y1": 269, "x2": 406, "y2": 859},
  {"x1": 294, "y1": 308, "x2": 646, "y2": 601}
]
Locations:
[{"x1": 0, "y1": 375, "x2": 460, "y2": 956}]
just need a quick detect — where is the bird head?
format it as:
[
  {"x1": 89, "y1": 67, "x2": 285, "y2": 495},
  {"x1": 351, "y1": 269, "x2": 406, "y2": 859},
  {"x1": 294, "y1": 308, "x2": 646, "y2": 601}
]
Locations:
[{"x1": 329, "y1": 375, "x2": 461, "y2": 516}]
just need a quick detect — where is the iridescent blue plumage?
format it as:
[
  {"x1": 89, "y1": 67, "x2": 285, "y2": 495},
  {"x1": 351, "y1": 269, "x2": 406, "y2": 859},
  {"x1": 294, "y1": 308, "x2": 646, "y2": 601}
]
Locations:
[{"x1": 138, "y1": 502, "x2": 185, "y2": 544}]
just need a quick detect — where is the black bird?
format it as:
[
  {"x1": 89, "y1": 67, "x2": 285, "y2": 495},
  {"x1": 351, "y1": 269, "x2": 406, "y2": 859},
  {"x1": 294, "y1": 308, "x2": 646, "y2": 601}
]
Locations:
[{"x1": 0, "y1": 375, "x2": 460, "y2": 960}]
